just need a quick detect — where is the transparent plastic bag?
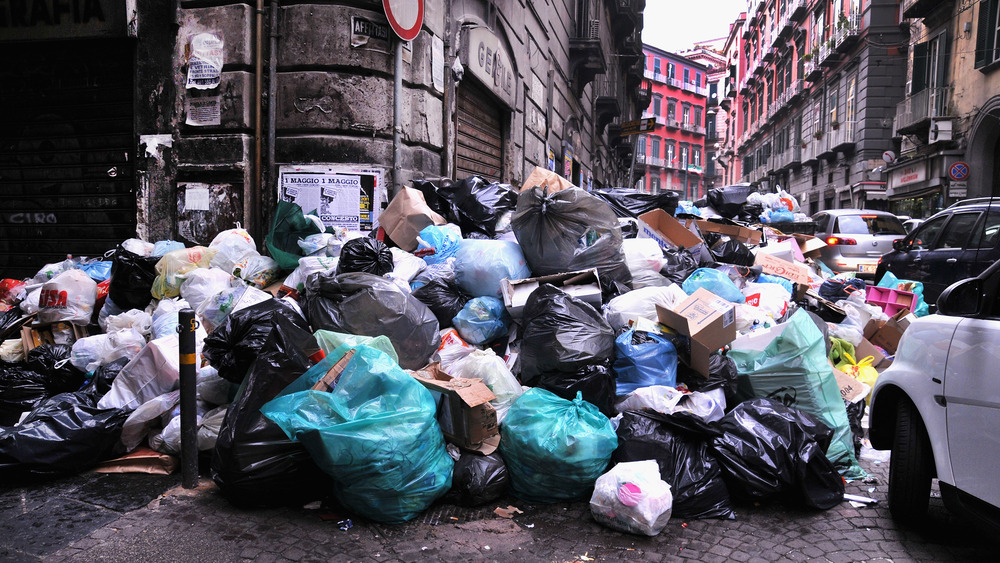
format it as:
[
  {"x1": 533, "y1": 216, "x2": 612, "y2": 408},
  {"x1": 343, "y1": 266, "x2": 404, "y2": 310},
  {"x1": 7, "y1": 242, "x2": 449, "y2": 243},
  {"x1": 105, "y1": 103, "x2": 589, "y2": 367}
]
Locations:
[
  {"x1": 210, "y1": 227, "x2": 257, "y2": 274},
  {"x1": 449, "y1": 348, "x2": 523, "y2": 423},
  {"x1": 590, "y1": 460, "x2": 673, "y2": 536},
  {"x1": 233, "y1": 254, "x2": 280, "y2": 289},
  {"x1": 453, "y1": 239, "x2": 532, "y2": 298},
  {"x1": 152, "y1": 246, "x2": 217, "y2": 299},
  {"x1": 180, "y1": 267, "x2": 234, "y2": 311},
  {"x1": 682, "y1": 268, "x2": 746, "y2": 303},
  {"x1": 452, "y1": 296, "x2": 510, "y2": 345},
  {"x1": 70, "y1": 328, "x2": 147, "y2": 373},
  {"x1": 105, "y1": 309, "x2": 153, "y2": 337},
  {"x1": 604, "y1": 285, "x2": 687, "y2": 329}
]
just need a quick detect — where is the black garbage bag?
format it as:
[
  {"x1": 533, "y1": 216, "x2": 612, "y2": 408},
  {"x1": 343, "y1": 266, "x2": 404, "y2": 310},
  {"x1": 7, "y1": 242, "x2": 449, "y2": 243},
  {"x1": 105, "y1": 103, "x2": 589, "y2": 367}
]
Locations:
[
  {"x1": 0, "y1": 365, "x2": 50, "y2": 426},
  {"x1": 592, "y1": 188, "x2": 680, "y2": 218},
  {"x1": 0, "y1": 389, "x2": 131, "y2": 477},
  {"x1": 659, "y1": 247, "x2": 699, "y2": 285},
  {"x1": 335, "y1": 237, "x2": 394, "y2": 276},
  {"x1": 443, "y1": 451, "x2": 509, "y2": 507},
  {"x1": 818, "y1": 278, "x2": 866, "y2": 302},
  {"x1": 0, "y1": 308, "x2": 30, "y2": 340},
  {"x1": 303, "y1": 271, "x2": 440, "y2": 370},
  {"x1": 707, "y1": 185, "x2": 755, "y2": 219},
  {"x1": 211, "y1": 316, "x2": 332, "y2": 507},
  {"x1": 537, "y1": 361, "x2": 616, "y2": 417},
  {"x1": 738, "y1": 204, "x2": 764, "y2": 223},
  {"x1": 518, "y1": 284, "x2": 615, "y2": 386},
  {"x1": 512, "y1": 186, "x2": 632, "y2": 292},
  {"x1": 676, "y1": 353, "x2": 740, "y2": 411},
  {"x1": 711, "y1": 398, "x2": 844, "y2": 510},
  {"x1": 412, "y1": 278, "x2": 471, "y2": 328},
  {"x1": 108, "y1": 244, "x2": 160, "y2": 311},
  {"x1": 26, "y1": 344, "x2": 85, "y2": 392},
  {"x1": 710, "y1": 240, "x2": 755, "y2": 267},
  {"x1": 844, "y1": 398, "x2": 866, "y2": 458},
  {"x1": 415, "y1": 176, "x2": 519, "y2": 239},
  {"x1": 203, "y1": 298, "x2": 310, "y2": 383},
  {"x1": 79, "y1": 357, "x2": 129, "y2": 404},
  {"x1": 613, "y1": 410, "x2": 735, "y2": 519}
]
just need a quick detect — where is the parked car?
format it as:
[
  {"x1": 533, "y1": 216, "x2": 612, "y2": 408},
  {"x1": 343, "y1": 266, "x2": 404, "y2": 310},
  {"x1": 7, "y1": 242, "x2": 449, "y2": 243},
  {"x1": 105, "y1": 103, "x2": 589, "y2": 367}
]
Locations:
[
  {"x1": 811, "y1": 209, "x2": 906, "y2": 279},
  {"x1": 875, "y1": 198, "x2": 1000, "y2": 308},
  {"x1": 902, "y1": 218, "x2": 924, "y2": 233},
  {"x1": 869, "y1": 260, "x2": 1000, "y2": 532}
]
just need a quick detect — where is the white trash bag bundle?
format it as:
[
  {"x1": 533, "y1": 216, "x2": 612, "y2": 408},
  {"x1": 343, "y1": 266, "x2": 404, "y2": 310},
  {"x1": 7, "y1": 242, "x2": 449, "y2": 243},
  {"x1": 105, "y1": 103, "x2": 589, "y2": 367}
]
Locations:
[{"x1": 590, "y1": 460, "x2": 673, "y2": 536}]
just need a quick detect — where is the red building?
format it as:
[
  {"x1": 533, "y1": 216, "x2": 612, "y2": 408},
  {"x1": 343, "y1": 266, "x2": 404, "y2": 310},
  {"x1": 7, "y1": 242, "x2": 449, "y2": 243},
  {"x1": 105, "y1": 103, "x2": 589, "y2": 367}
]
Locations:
[{"x1": 637, "y1": 45, "x2": 710, "y2": 200}]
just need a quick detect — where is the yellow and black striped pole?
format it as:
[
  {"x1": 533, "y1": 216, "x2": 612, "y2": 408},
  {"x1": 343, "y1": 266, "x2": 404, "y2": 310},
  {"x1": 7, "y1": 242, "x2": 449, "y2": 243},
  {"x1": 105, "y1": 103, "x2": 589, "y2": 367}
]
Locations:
[{"x1": 178, "y1": 309, "x2": 199, "y2": 488}]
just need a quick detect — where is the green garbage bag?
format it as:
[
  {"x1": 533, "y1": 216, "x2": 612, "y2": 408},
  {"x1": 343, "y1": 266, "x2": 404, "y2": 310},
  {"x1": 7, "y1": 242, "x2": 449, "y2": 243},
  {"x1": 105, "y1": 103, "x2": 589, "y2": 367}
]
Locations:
[
  {"x1": 728, "y1": 309, "x2": 866, "y2": 480},
  {"x1": 499, "y1": 388, "x2": 617, "y2": 503},
  {"x1": 265, "y1": 200, "x2": 323, "y2": 271},
  {"x1": 261, "y1": 344, "x2": 453, "y2": 523},
  {"x1": 314, "y1": 329, "x2": 398, "y2": 364}
]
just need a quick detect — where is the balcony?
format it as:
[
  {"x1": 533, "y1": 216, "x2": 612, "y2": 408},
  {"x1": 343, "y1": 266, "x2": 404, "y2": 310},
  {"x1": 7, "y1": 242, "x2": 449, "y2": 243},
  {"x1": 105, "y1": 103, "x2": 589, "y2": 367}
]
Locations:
[
  {"x1": 634, "y1": 78, "x2": 652, "y2": 110},
  {"x1": 801, "y1": 135, "x2": 819, "y2": 164},
  {"x1": 817, "y1": 132, "x2": 837, "y2": 159},
  {"x1": 788, "y1": 0, "x2": 807, "y2": 22},
  {"x1": 778, "y1": 13, "x2": 794, "y2": 39},
  {"x1": 593, "y1": 69, "x2": 622, "y2": 136},
  {"x1": 684, "y1": 82, "x2": 710, "y2": 97},
  {"x1": 834, "y1": 13, "x2": 861, "y2": 52},
  {"x1": 803, "y1": 59, "x2": 822, "y2": 82},
  {"x1": 818, "y1": 39, "x2": 841, "y2": 67},
  {"x1": 657, "y1": 115, "x2": 669, "y2": 126},
  {"x1": 895, "y1": 87, "x2": 950, "y2": 134},
  {"x1": 610, "y1": 0, "x2": 641, "y2": 41},
  {"x1": 773, "y1": 144, "x2": 802, "y2": 170},
  {"x1": 762, "y1": 47, "x2": 775, "y2": 63},
  {"x1": 681, "y1": 122, "x2": 707, "y2": 135},
  {"x1": 902, "y1": 0, "x2": 942, "y2": 19},
  {"x1": 827, "y1": 121, "x2": 856, "y2": 152},
  {"x1": 569, "y1": 37, "x2": 606, "y2": 97}
]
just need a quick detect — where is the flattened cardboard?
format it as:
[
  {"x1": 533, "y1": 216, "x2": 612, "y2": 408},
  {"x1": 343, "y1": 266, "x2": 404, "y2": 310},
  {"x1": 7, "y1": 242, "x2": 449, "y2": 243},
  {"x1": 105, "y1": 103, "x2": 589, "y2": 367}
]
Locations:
[
  {"x1": 520, "y1": 166, "x2": 576, "y2": 193},
  {"x1": 91, "y1": 447, "x2": 179, "y2": 475},
  {"x1": 410, "y1": 363, "x2": 500, "y2": 454},
  {"x1": 793, "y1": 234, "x2": 827, "y2": 258},
  {"x1": 867, "y1": 309, "x2": 914, "y2": 355},
  {"x1": 831, "y1": 362, "x2": 870, "y2": 404},
  {"x1": 854, "y1": 337, "x2": 892, "y2": 371},
  {"x1": 21, "y1": 322, "x2": 87, "y2": 355},
  {"x1": 378, "y1": 187, "x2": 447, "y2": 251},
  {"x1": 638, "y1": 209, "x2": 706, "y2": 261},
  {"x1": 656, "y1": 288, "x2": 737, "y2": 378},
  {"x1": 500, "y1": 268, "x2": 602, "y2": 318},
  {"x1": 754, "y1": 252, "x2": 811, "y2": 284},
  {"x1": 689, "y1": 219, "x2": 762, "y2": 245}
]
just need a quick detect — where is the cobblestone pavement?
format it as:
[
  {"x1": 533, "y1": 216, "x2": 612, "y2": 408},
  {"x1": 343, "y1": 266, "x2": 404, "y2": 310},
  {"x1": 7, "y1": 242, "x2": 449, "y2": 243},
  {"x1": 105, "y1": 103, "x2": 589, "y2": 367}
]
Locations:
[{"x1": 1, "y1": 444, "x2": 995, "y2": 563}]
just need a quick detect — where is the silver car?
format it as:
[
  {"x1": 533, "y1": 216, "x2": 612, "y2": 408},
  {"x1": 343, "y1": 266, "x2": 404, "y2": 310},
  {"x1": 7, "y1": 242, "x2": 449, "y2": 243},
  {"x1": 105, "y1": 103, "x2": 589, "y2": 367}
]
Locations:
[{"x1": 811, "y1": 209, "x2": 907, "y2": 279}]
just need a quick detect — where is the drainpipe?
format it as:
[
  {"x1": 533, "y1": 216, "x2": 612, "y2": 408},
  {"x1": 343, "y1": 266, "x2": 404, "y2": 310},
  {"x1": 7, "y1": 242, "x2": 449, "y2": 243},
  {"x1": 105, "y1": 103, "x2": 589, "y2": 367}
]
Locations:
[
  {"x1": 267, "y1": 1, "x2": 279, "y2": 215},
  {"x1": 252, "y1": 0, "x2": 264, "y2": 242},
  {"x1": 393, "y1": 38, "x2": 403, "y2": 197}
]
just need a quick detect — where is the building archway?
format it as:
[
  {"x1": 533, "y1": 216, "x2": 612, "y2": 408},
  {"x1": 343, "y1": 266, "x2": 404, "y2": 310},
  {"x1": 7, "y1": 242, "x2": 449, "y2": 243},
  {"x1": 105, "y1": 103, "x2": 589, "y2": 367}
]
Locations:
[{"x1": 966, "y1": 95, "x2": 1000, "y2": 198}]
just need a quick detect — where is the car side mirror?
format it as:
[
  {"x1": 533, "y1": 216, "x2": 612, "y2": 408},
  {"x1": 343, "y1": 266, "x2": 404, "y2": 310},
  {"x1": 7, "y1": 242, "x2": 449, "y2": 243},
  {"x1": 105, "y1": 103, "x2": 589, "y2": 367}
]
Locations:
[
  {"x1": 937, "y1": 278, "x2": 983, "y2": 317},
  {"x1": 892, "y1": 239, "x2": 909, "y2": 252}
]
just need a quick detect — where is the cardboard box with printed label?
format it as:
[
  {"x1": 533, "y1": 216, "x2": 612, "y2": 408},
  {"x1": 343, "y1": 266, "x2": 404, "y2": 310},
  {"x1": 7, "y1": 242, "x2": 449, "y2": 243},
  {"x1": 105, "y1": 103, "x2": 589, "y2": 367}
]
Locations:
[
  {"x1": 754, "y1": 251, "x2": 811, "y2": 284},
  {"x1": 638, "y1": 209, "x2": 707, "y2": 261},
  {"x1": 687, "y1": 219, "x2": 762, "y2": 245},
  {"x1": 409, "y1": 363, "x2": 500, "y2": 454},
  {"x1": 656, "y1": 288, "x2": 737, "y2": 378},
  {"x1": 500, "y1": 269, "x2": 602, "y2": 319},
  {"x1": 831, "y1": 362, "x2": 871, "y2": 404}
]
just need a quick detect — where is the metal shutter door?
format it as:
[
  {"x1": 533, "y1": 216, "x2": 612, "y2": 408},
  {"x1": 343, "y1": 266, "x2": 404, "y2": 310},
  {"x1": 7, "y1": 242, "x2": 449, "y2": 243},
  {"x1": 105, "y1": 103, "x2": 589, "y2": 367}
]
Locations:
[
  {"x1": 455, "y1": 80, "x2": 503, "y2": 182},
  {"x1": 0, "y1": 39, "x2": 135, "y2": 280}
]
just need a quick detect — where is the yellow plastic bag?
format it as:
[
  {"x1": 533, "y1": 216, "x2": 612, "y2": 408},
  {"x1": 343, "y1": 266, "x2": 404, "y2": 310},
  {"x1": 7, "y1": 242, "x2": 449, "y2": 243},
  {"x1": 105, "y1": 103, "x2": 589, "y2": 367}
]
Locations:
[
  {"x1": 152, "y1": 246, "x2": 217, "y2": 299},
  {"x1": 836, "y1": 352, "x2": 879, "y2": 403}
]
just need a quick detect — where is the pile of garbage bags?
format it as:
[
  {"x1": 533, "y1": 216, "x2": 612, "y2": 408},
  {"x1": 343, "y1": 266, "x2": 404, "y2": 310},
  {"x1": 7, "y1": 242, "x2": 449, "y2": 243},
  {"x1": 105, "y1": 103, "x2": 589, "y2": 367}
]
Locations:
[{"x1": 0, "y1": 168, "x2": 916, "y2": 532}]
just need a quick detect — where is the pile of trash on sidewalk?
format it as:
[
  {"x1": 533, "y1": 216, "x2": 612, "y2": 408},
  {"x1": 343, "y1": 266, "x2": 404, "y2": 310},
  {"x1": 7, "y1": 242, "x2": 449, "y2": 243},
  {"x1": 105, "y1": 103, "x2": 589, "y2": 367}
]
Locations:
[{"x1": 0, "y1": 168, "x2": 926, "y2": 535}]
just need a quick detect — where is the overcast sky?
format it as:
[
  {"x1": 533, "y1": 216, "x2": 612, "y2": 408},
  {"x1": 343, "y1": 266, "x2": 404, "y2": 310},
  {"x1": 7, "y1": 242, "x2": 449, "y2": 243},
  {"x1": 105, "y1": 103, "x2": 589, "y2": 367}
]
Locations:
[{"x1": 642, "y1": 0, "x2": 749, "y2": 53}]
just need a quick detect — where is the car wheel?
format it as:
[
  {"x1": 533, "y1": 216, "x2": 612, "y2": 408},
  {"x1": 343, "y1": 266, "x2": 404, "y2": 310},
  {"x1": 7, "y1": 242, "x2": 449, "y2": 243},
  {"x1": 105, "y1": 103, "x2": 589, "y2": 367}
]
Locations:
[{"x1": 888, "y1": 399, "x2": 934, "y2": 523}]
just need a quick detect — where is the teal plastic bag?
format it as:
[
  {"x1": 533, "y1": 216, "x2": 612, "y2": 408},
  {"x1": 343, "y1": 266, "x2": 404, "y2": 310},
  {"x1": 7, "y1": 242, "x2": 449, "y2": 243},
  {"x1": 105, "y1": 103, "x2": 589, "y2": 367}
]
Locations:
[
  {"x1": 728, "y1": 309, "x2": 866, "y2": 479},
  {"x1": 265, "y1": 200, "x2": 323, "y2": 271},
  {"x1": 877, "y1": 271, "x2": 929, "y2": 317},
  {"x1": 261, "y1": 345, "x2": 453, "y2": 523},
  {"x1": 499, "y1": 388, "x2": 617, "y2": 503},
  {"x1": 682, "y1": 268, "x2": 746, "y2": 303},
  {"x1": 313, "y1": 329, "x2": 398, "y2": 364}
]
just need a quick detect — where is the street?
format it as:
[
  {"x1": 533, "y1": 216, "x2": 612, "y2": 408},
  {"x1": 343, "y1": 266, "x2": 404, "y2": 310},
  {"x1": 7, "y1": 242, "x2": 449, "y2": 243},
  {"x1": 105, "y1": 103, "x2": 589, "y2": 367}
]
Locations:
[{"x1": 1, "y1": 444, "x2": 994, "y2": 562}]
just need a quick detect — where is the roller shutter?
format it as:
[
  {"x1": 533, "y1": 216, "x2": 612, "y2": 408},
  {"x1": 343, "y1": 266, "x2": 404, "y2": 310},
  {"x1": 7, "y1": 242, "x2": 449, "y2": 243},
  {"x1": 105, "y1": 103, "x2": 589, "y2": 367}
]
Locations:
[
  {"x1": 455, "y1": 79, "x2": 504, "y2": 182},
  {"x1": 0, "y1": 39, "x2": 135, "y2": 280}
]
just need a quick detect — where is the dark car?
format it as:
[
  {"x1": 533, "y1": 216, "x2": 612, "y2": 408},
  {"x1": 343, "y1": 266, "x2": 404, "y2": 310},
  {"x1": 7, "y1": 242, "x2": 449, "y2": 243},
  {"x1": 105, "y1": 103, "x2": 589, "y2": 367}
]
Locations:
[{"x1": 875, "y1": 198, "x2": 1000, "y2": 308}]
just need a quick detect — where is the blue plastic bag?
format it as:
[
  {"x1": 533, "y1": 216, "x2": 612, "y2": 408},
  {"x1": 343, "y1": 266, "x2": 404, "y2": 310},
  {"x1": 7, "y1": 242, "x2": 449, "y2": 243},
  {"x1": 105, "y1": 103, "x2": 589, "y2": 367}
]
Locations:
[
  {"x1": 453, "y1": 239, "x2": 532, "y2": 298},
  {"x1": 152, "y1": 240, "x2": 185, "y2": 257},
  {"x1": 452, "y1": 296, "x2": 510, "y2": 345},
  {"x1": 499, "y1": 388, "x2": 617, "y2": 503},
  {"x1": 612, "y1": 329, "x2": 678, "y2": 395},
  {"x1": 416, "y1": 225, "x2": 462, "y2": 265},
  {"x1": 79, "y1": 261, "x2": 112, "y2": 282},
  {"x1": 682, "y1": 268, "x2": 746, "y2": 303},
  {"x1": 757, "y1": 273, "x2": 794, "y2": 294},
  {"x1": 877, "y1": 270, "x2": 929, "y2": 317},
  {"x1": 261, "y1": 345, "x2": 454, "y2": 523}
]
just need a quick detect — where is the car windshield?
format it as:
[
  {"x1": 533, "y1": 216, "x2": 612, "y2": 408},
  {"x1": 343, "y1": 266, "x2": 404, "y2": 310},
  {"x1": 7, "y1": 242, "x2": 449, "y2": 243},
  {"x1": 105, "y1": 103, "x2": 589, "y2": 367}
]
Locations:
[{"x1": 834, "y1": 214, "x2": 906, "y2": 236}]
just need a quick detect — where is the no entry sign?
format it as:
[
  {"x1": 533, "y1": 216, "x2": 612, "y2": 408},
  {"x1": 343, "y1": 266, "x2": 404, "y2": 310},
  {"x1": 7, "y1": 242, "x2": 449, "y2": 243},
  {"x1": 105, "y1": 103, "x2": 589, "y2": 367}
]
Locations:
[{"x1": 383, "y1": 0, "x2": 424, "y2": 41}]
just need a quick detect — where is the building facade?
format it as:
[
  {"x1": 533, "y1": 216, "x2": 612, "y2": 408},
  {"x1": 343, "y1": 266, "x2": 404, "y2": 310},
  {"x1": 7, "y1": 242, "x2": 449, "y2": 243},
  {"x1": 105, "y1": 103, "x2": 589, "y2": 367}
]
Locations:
[
  {"x1": 725, "y1": 0, "x2": 908, "y2": 215},
  {"x1": 680, "y1": 41, "x2": 729, "y2": 192},
  {"x1": 883, "y1": 0, "x2": 1000, "y2": 217},
  {"x1": 636, "y1": 46, "x2": 709, "y2": 200},
  {"x1": 0, "y1": 0, "x2": 648, "y2": 278}
]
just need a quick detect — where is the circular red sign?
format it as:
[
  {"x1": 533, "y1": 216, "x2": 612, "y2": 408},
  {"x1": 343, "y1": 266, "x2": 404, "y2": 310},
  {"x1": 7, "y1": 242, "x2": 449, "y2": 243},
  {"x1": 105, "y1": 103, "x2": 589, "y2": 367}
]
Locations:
[
  {"x1": 383, "y1": 0, "x2": 424, "y2": 41},
  {"x1": 949, "y1": 161, "x2": 969, "y2": 181}
]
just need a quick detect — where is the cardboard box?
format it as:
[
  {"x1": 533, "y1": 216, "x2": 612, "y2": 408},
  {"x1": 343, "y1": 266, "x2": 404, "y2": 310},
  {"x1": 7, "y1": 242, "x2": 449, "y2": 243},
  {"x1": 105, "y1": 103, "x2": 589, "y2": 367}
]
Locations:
[
  {"x1": 793, "y1": 234, "x2": 827, "y2": 258},
  {"x1": 831, "y1": 362, "x2": 871, "y2": 404},
  {"x1": 656, "y1": 288, "x2": 737, "y2": 378},
  {"x1": 21, "y1": 322, "x2": 88, "y2": 354},
  {"x1": 689, "y1": 219, "x2": 762, "y2": 245},
  {"x1": 853, "y1": 337, "x2": 892, "y2": 371},
  {"x1": 410, "y1": 364, "x2": 500, "y2": 454},
  {"x1": 520, "y1": 166, "x2": 577, "y2": 194},
  {"x1": 755, "y1": 238, "x2": 802, "y2": 263},
  {"x1": 500, "y1": 269, "x2": 602, "y2": 318},
  {"x1": 867, "y1": 309, "x2": 914, "y2": 355},
  {"x1": 377, "y1": 187, "x2": 447, "y2": 251},
  {"x1": 638, "y1": 209, "x2": 706, "y2": 260},
  {"x1": 754, "y1": 252, "x2": 811, "y2": 284}
]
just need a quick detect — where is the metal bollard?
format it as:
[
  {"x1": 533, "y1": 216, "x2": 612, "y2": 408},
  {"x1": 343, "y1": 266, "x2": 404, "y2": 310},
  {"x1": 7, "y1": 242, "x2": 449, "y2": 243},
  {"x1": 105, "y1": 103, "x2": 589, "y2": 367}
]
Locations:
[{"x1": 178, "y1": 309, "x2": 199, "y2": 488}]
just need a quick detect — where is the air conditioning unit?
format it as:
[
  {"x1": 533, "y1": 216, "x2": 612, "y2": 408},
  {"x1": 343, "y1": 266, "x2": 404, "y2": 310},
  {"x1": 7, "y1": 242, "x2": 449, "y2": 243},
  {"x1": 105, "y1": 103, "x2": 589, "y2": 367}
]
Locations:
[
  {"x1": 929, "y1": 118, "x2": 953, "y2": 143},
  {"x1": 589, "y1": 19, "x2": 600, "y2": 39}
]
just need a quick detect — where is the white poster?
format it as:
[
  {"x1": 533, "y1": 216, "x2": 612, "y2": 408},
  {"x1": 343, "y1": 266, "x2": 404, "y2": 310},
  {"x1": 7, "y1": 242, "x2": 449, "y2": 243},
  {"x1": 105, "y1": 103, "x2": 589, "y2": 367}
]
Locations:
[
  {"x1": 185, "y1": 95, "x2": 222, "y2": 126},
  {"x1": 279, "y1": 166, "x2": 385, "y2": 231},
  {"x1": 187, "y1": 33, "x2": 224, "y2": 90}
]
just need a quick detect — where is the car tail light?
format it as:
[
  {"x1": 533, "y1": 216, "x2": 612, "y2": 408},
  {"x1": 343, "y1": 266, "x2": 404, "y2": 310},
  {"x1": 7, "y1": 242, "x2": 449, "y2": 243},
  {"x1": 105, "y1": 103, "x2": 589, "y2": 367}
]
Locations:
[{"x1": 826, "y1": 236, "x2": 857, "y2": 245}]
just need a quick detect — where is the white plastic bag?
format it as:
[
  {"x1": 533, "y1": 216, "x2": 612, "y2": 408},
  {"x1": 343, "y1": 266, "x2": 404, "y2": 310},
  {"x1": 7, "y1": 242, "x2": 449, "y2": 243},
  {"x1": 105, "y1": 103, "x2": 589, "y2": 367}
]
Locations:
[
  {"x1": 122, "y1": 238, "x2": 155, "y2": 256},
  {"x1": 196, "y1": 365, "x2": 232, "y2": 405},
  {"x1": 20, "y1": 287, "x2": 41, "y2": 315},
  {"x1": 209, "y1": 227, "x2": 257, "y2": 273},
  {"x1": 449, "y1": 349, "x2": 523, "y2": 423},
  {"x1": 105, "y1": 309, "x2": 153, "y2": 337},
  {"x1": 590, "y1": 460, "x2": 673, "y2": 536},
  {"x1": 741, "y1": 282, "x2": 791, "y2": 321},
  {"x1": 233, "y1": 254, "x2": 280, "y2": 289},
  {"x1": 37, "y1": 269, "x2": 97, "y2": 325},
  {"x1": 155, "y1": 401, "x2": 213, "y2": 455},
  {"x1": 622, "y1": 238, "x2": 667, "y2": 275},
  {"x1": 195, "y1": 285, "x2": 271, "y2": 333},
  {"x1": 387, "y1": 247, "x2": 427, "y2": 288},
  {"x1": 120, "y1": 390, "x2": 180, "y2": 451},
  {"x1": 604, "y1": 285, "x2": 688, "y2": 329},
  {"x1": 152, "y1": 246, "x2": 217, "y2": 299},
  {"x1": 615, "y1": 385, "x2": 725, "y2": 422},
  {"x1": 0, "y1": 339, "x2": 24, "y2": 363},
  {"x1": 435, "y1": 328, "x2": 476, "y2": 369},
  {"x1": 180, "y1": 268, "x2": 233, "y2": 311},
  {"x1": 151, "y1": 298, "x2": 190, "y2": 340},
  {"x1": 280, "y1": 255, "x2": 339, "y2": 298},
  {"x1": 70, "y1": 328, "x2": 147, "y2": 372},
  {"x1": 97, "y1": 331, "x2": 206, "y2": 411},
  {"x1": 197, "y1": 404, "x2": 229, "y2": 451}
]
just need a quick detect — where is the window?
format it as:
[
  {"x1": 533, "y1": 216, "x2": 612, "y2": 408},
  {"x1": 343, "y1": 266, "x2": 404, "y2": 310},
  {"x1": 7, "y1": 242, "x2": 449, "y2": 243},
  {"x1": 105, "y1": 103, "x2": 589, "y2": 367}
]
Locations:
[
  {"x1": 651, "y1": 176, "x2": 661, "y2": 190},
  {"x1": 637, "y1": 135, "x2": 646, "y2": 155},
  {"x1": 975, "y1": 0, "x2": 1000, "y2": 69},
  {"x1": 913, "y1": 32, "x2": 948, "y2": 93},
  {"x1": 910, "y1": 216, "x2": 947, "y2": 249},
  {"x1": 846, "y1": 75, "x2": 856, "y2": 124},
  {"x1": 936, "y1": 212, "x2": 982, "y2": 249},
  {"x1": 666, "y1": 101, "x2": 676, "y2": 121},
  {"x1": 666, "y1": 142, "x2": 675, "y2": 164},
  {"x1": 683, "y1": 68, "x2": 690, "y2": 85},
  {"x1": 834, "y1": 214, "x2": 905, "y2": 235},
  {"x1": 695, "y1": 72, "x2": 702, "y2": 87},
  {"x1": 693, "y1": 107, "x2": 702, "y2": 126},
  {"x1": 970, "y1": 209, "x2": 1000, "y2": 248},
  {"x1": 829, "y1": 87, "x2": 839, "y2": 125},
  {"x1": 651, "y1": 137, "x2": 660, "y2": 159},
  {"x1": 693, "y1": 149, "x2": 701, "y2": 166},
  {"x1": 652, "y1": 95, "x2": 662, "y2": 116},
  {"x1": 682, "y1": 104, "x2": 691, "y2": 125},
  {"x1": 668, "y1": 63, "x2": 676, "y2": 79},
  {"x1": 680, "y1": 145, "x2": 689, "y2": 165},
  {"x1": 654, "y1": 58, "x2": 662, "y2": 74}
]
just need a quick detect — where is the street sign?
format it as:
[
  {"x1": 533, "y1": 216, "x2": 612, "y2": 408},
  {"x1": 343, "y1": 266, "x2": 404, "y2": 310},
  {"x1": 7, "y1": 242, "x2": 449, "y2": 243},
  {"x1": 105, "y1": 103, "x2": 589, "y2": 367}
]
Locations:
[
  {"x1": 949, "y1": 161, "x2": 970, "y2": 181},
  {"x1": 383, "y1": 0, "x2": 424, "y2": 41},
  {"x1": 620, "y1": 118, "x2": 656, "y2": 136},
  {"x1": 949, "y1": 181, "x2": 967, "y2": 198}
]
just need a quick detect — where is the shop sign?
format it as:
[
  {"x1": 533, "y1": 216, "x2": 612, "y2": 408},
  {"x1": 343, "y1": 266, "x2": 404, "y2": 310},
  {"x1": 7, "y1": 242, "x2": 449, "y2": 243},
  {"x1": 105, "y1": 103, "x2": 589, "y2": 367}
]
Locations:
[
  {"x1": 462, "y1": 26, "x2": 516, "y2": 108},
  {"x1": 0, "y1": 0, "x2": 127, "y2": 41},
  {"x1": 895, "y1": 162, "x2": 926, "y2": 187}
]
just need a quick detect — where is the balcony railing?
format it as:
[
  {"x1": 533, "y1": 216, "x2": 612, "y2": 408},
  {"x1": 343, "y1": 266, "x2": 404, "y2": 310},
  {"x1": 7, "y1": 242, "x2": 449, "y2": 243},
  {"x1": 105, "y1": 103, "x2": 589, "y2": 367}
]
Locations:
[
  {"x1": 681, "y1": 122, "x2": 707, "y2": 135},
  {"x1": 895, "y1": 87, "x2": 949, "y2": 133},
  {"x1": 826, "y1": 121, "x2": 856, "y2": 151},
  {"x1": 818, "y1": 39, "x2": 839, "y2": 66},
  {"x1": 834, "y1": 13, "x2": 861, "y2": 50},
  {"x1": 788, "y1": 0, "x2": 807, "y2": 21},
  {"x1": 803, "y1": 59, "x2": 822, "y2": 82}
]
